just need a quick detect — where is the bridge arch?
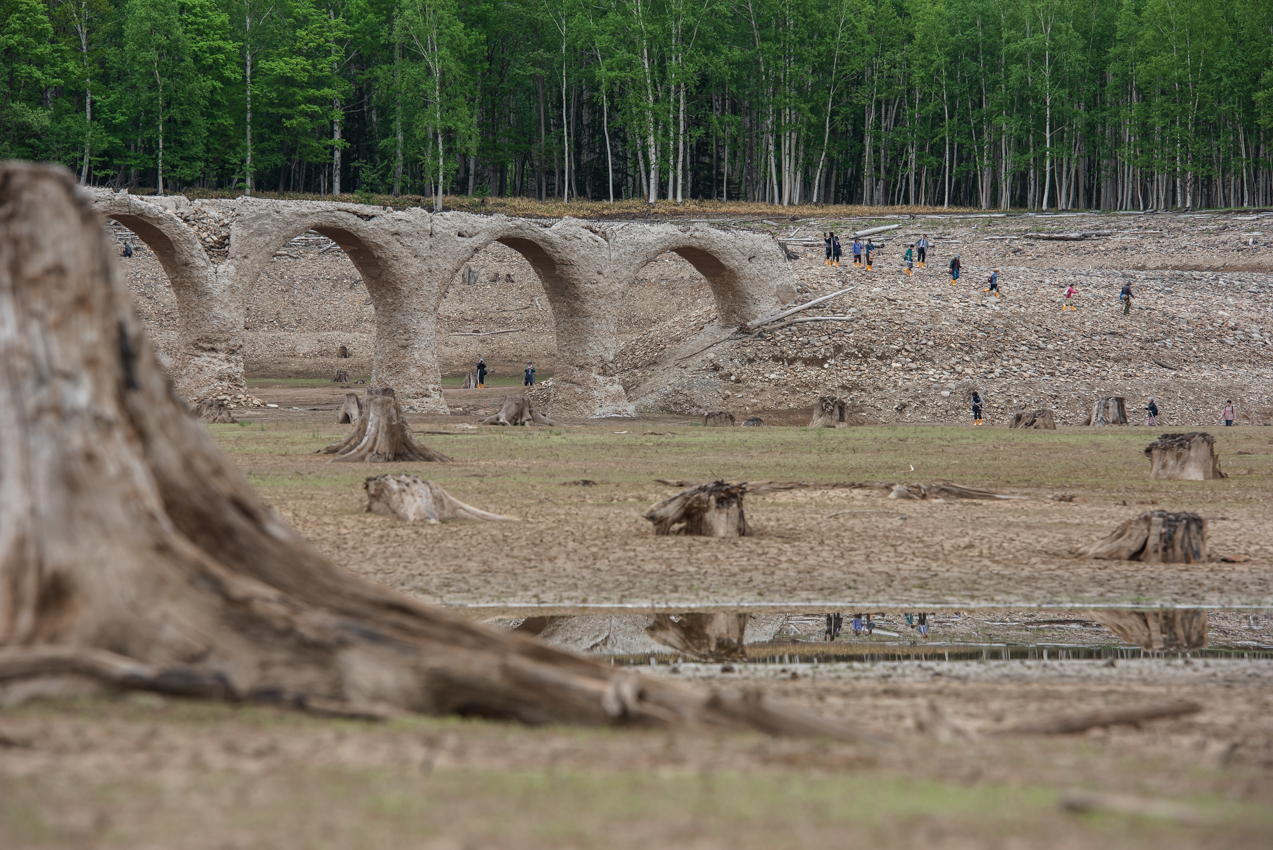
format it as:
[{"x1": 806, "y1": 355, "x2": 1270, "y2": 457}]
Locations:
[{"x1": 90, "y1": 194, "x2": 241, "y2": 399}]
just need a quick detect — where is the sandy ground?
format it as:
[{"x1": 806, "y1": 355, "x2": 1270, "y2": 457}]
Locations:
[{"x1": 215, "y1": 396, "x2": 1273, "y2": 613}]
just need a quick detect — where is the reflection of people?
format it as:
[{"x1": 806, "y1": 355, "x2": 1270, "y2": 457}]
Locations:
[
  {"x1": 1222, "y1": 399, "x2": 1235, "y2": 427},
  {"x1": 865, "y1": 614, "x2": 875, "y2": 636},
  {"x1": 476, "y1": 358, "x2": 488, "y2": 389},
  {"x1": 1146, "y1": 397, "x2": 1159, "y2": 426},
  {"x1": 918, "y1": 612, "x2": 930, "y2": 639},
  {"x1": 122, "y1": 242, "x2": 134, "y2": 258},
  {"x1": 523, "y1": 361, "x2": 535, "y2": 386},
  {"x1": 852, "y1": 613, "x2": 863, "y2": 637}
]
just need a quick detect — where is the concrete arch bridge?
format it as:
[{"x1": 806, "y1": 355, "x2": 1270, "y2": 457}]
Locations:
[{"x1": 89, "y1": 192, "x2": 791, "y2": 416}]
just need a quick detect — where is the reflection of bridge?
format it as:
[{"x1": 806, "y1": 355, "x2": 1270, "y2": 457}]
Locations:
[{"x1": 91, "y1": 192, "x2": 791, "y2": 416}]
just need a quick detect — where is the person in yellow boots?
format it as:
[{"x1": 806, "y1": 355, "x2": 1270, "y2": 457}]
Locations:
[
  {"x1": 865, "y1": 238, "x2": 875, "y2": 271},
  {"x1": 917, "y1": 233, "x2": 929, "y2": 268},
  {"x1": 949, "y1": 254, "x2": 961, "y2": 285},
  {"x1": 984, "y1": 268, "x2": 1000, "y2": 297},
  {"x1": 1062, "y1": 283, "x2": 1078, "y2": 311},
  {"x1": 971, "y1": 390, "x2": 984, "y2": 426},
  {"x1": 831, "y1": 233, "x2": 842, "y2": 267},
  {"x1": 851, "y1": 237, "x2": 863, "y2": 268},
  {"x1": 823, "y1": 232, "x2": 833, "y2": 266},
  {"x1": 903, "y1": 243, "x2": 914, "y2": 276}
]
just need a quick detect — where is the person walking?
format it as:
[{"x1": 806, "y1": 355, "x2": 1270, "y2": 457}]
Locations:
[
  {"x1": 1222, "y1": 399, "x2": 1236, "y2": 427},
  {"x1": 1119, "y1": 280, "x2": 1134, "y2": 315},
  {"x1": 903, "y1": 243, "x2": 914, "y2": 276},
  {"x1": 824, "y1": 233, "x2": 833, "y2": 266},
  {"x1": 851, "y1": 237, "x2": 863, "y2": 268},
  {"x1": 523, "y1": 361, "x2": 536, "y2": 386},
  {"x1": 983, "y1": 268, "x2": 1001, "y2": 298},
  {"x1": 949, "y1": 254, "x2": 961, "y2": 285},
  {"x1": 971, "y1": 390, "x2": 984, "y2": 426},
  {"x1": 122, "y1": 241, "x2": 134, "y2": 258},
  {"x1": 865, "y1": 238, "x2": 876, "y2": 271},
  {"x1": 476, "y1": 358, "x2": 488, "y2": 389},
  {"x1": 1146, "y1": 397, "x2": 1159, "y2": 426},
  {"x1": 831, "y1": 233, "x2": 843, "y2": 267},
  {"x1": 917, "y1": 233, "x2": 929, "y2": 268},
  {"x1": 1062, "y1": 283, "x2": 1079, "y2": 311}
]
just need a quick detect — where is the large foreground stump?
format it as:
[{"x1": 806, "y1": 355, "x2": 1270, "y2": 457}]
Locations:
[
  {"x1": 646, "y1": 481, "x2": 751, "y2": 537},
  {"x1": 0, "y1": 163, "x2": 859, "y2": 738},
  {"x1": 322, "y1": 386, "x2": 449, "y2": 462},
  {"x1": 703, "y1": 410, "x2": 736, "y2": 427},
  {"x1": 646, "y1": 614, "x2": 749, "y2": 661},
  {"x1": 1009, "y1": 409, "x2": 1056, "y2": 430},
  {"x1": 337, "y1": 392, "x2": 362, "y2": 426},
  {"x1": 1088, "y1": 610, "x2": 1208, "y2": 651},
  {"x1": 479, "y1": 394, "x2": 557, "y2": 426},
  {"x1": 1088, "y1": 397, "x2": 1128, "y2": 426},
  {"x1": 1077, "y1": 511, "x2": 1207, "y2": 563},
  {"x1": 365, "y1": 474, "x2": 514, "y2": 523},
  {"x1": 1145, "y1": 432, "x2": 1225, "y2": 480}
]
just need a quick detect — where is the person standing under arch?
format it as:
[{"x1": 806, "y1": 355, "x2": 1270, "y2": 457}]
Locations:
[
  {"x1": 523, "y1": 361, "x2": 536, "y2": 386},
  {"x1": 476, "y1": 358, "x2": 488, "y2": 389}
]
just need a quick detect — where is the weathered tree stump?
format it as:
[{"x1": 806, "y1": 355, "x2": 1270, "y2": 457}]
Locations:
[
  {"x1": 460, "y1": 370, "x2": 479, "y2": 389},
  {"x1": 645, "y1": 481, "x2": 751, "y2": 537},
  {"x1": 337, "y1": 392, "x2": 362, "y2": 426},
  {"x1": 810, "y1": 396, "x2": 846, "y2": 428},
  {"x1": 1145, "y1": 432, "x2": 1225, "y2": 480},
  {"x1": 336, "y1": 344, "x2": 350, "y2": 358},
  {"x1": 742, "y1": 417, "x2": 764, "y2": 427},
  {"x1": 1088, "y1": 609, "x2": 1208, "y2": 651},
  {"x1": 461, "y1": 265, "x2": 480, "y2": 286},
  {"x1": 645, "y1": 614, "x2": 750, "y2": 661},
  {"x1": 1009, "y1": 409, "x2": 1056, "y2": 430},
  {"x1": 364, "y1": 474, "x2": 514, "y2": 523},
  {"x1": 321, "y1": 386, "x2": 450, "y2": 462},
  {"x1": 1077, "y1": 511, "x2": 1206, "y2": 563},
  {"x1": 332, "y1": 368, "x2": 350, "y2": 383},
  {"x1": 0, "y1": 163, "x2": 860, "y2": 738},
  {"x1": 194, "y1": 399, "x2": 236, "y2": 424},
  {"x1": 479, "y1": 394, "x2": 557, "y2": 426},
  {"x1": 703, "y1": 410, "x2": 736, "y2": 427},
  {"x1": 1088, "y1": 397, "x2": 1128, "y2": 426}
]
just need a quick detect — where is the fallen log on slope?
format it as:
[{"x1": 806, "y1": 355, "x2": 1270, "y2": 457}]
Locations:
[
  {"x1": 365, "y1": 474, "x2": 514, "y2": 523},
  {"x1": 997, "y1": 700, "x2": 1202, "y2": 735},
  {"x1": 0, "y1": 162, "x2": 869, "y2": 740},
  {"x1": 1024, "y1": 231, "x2": 1113, "y2": 241}
]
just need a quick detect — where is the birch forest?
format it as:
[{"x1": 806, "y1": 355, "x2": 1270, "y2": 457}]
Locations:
[{"x1": 3, "y1": 0, "x2": 1272, "y2": 209}]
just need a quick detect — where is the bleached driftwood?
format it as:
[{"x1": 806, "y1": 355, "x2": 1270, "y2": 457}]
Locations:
[
  {"x1": 1009, "y1": 409, "x2": 1056, "y2": 430},
  {"x1": 703, "y1": 410, "x2": 736, "y2": 427},
  {"x1": 364, "y1": 474, "x2": 514, "y2": 523}
]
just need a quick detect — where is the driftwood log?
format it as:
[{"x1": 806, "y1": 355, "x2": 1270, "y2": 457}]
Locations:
[
  {"x1": 1077, "y1": 511, "x2": 1206, "y2": 563},
  {"x1": 646, "y1": 614, "x2": 750, "y2": 661},
  {"x1": 742, "y1": 417, "x2": 764, "y2": 427},
  {"x1": 337, "y1": 392, "x2": 362, "y2": 426},
  {"x1": 889, "y1": 483, "x2": 1025, "y2": 501},
  {"x1": 1087, "y1": 610, "x2": 1208, "y2": 651},
  {"x1": 1145, "y1": 432, "x2": 1225, "y2": 480},
  {"x1": 1088, "y1": 396, "x2": 1128, "y2": 426},
  {"x1": 0, "y1": 162, "x2": 864, "y2": 739},
  {"x1": 1009, "y1": 409, "x2": 1056, "y2": 430},
  {"x1": 998, "y1": 699, "x2": 1202, "y2": 734},
  {"x1": 364, "y1": 474, "x2": 514, "y2": 523},
  {"x1": 194, "y1": 399, "x2": 236, "y2": 424},
  {"x1": 646, "y1": 481, "x2": 751, "y2": 537},
  {"x1": 332, "y1": 368, "x2": 350, "y2": 383},
  {"x1": 321, "y1": 387, "x2": 449, "y2": 462},
  {"x1": 479, "y1": 395, "x2": 558, "y2": 426},
  {"x1": 703, "y1": 410, "x2": 736, "y2": 427}
]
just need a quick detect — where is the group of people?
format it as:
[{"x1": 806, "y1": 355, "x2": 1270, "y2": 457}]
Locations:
[
  {"x1": 824, "y1": 612, "x2": 930, "y2": 640},
  {"x1": 969, "y1": 392, "x2": 1238, "y2": 427},
  {"x1": 823, "y1": 232, "x2": 931, "y2": 275},
  {"x1": 472, "y1": 357, "x2": 537, "y2": 389}
]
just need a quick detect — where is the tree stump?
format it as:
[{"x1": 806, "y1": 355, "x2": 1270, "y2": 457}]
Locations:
[
  {"x1": 1076, "y1": 511, "x2": 1206, "y2": 563},
  {"x1": 194, "y1": 399, "x2": 236, "y2": 424},
  {"x1": 336, "y1": 345, "x2": 350, "y2": 359},
  {"x1": 742, "y1": 417, "x2": 764, "y2": 427},
  {"x1": 703, "y1": 410, "x2": 735, "y2": 427},
  {"x1": 1088, "y1": 397, "x2": 1128, "y2": 426},
  {"x1": 1145, "y1": 432, "x2": 1225, "y2": 480},
  {"x1": 460, "y1": 370, "x2": 478, "y2": 389},
  {"x1": 332, "y1": 368, "x2": 350, "y2": 383},
  {"x1": 461, "y1": 265, "x2": 480, "y2": 286},
  {"x1": 321, "y1": 386, "x2": 450, "y2": 462},
  {"x1": 645, "y1": 614, "x2": 749, "y2": 661},
  {"x1": 364, "y1": 474, "x2": 514, "y2": 523},
  {"x1": 0, "y1": 163, "x2": 861, "y2": 739},
  {"x1": 337, "y1": 392, "x2": 362, "y2": 426},
  {"x1": 1088, "y1": 609, "x2": 1208, "y2": 651},
  {"x1": 1009, "y1": 409, "x2": 1056, "y2": 430},
  {"x1": 479, "y1": 395, "x2": 557, "y2": 426},
  {"x1": 810, "y1": 396, "x2": 846, "y2": 428},
  {"x1": 645, "y1": 481, "x2": 751, "y2": 537}
]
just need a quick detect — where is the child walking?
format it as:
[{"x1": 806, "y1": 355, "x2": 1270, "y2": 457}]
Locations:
[
  {"x1": 971, "y1": 390, "x2": 984, "y2": 426},
  {"x1": 824, "y1": 233, "x2": 833, "y2": 266},
  {"x1": 949, "y1": 254, "x2": 961, "y2": 285},
  {"x1": 1062, "y1": 283, "x2": 1078, "y2": 311},
  {"x1": 903, "y1": 243, "x2": 914, "y2": 276},
  {"x1": 984, "y1": 268, "x2": 1000, "y2": 297},
  {"x1": 865, "y1": 239, "x2": 875, "y2": 271},
  {"x1": 851, "y1": 237, "x2": 863, "y2": 268}
]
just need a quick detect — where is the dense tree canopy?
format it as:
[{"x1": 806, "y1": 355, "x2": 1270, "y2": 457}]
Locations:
[{"x1": 4, "y1": 0, "x2": 1272, "y2": 209}]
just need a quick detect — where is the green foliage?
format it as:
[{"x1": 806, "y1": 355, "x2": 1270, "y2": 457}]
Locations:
[{"x1": 2, "y1": 0, "x2": 1271, "y2": 207}]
